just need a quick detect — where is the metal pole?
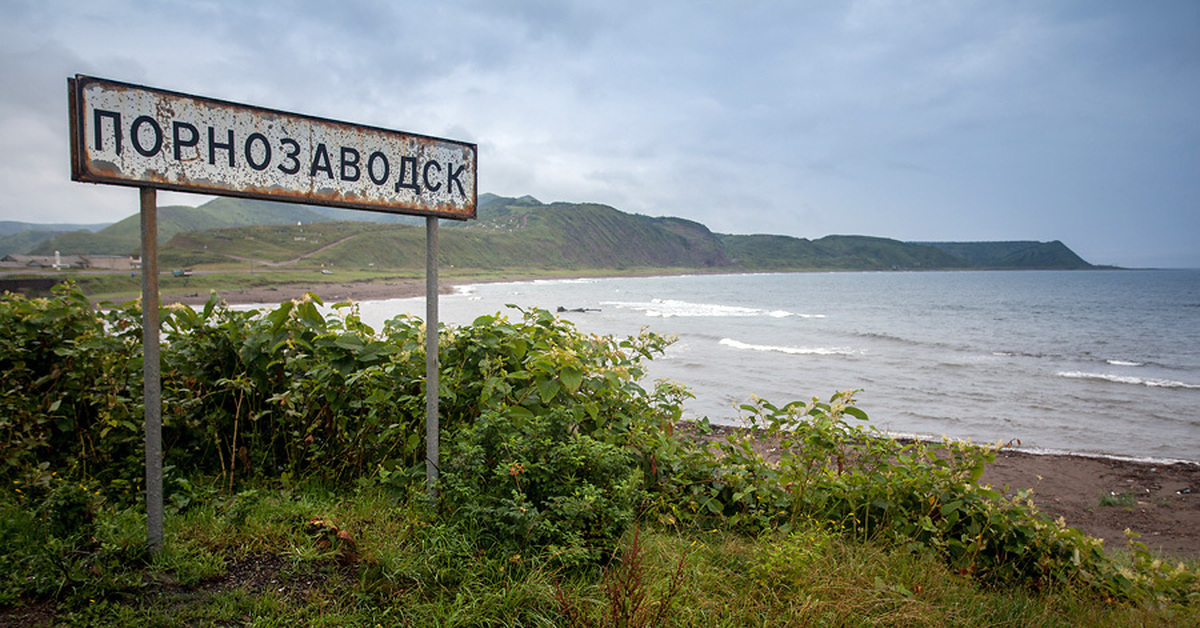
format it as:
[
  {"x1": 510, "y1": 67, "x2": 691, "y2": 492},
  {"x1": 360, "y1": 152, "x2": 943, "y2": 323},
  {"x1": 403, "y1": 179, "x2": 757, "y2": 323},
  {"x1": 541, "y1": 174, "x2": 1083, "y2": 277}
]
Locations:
[
  {"x1": 425, "y1": 216, "x2": 439, "y2": 497},
  {"x1": 140, "y1": 187, "x2": 163, "y2": 553}
]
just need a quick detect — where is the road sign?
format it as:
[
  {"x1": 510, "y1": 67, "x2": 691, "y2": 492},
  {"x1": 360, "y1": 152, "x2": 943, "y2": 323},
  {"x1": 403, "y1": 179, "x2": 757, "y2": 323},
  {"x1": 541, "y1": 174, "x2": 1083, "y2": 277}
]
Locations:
[
  {"x1": 69, "y1": 74, "x2": 474, "y2": 552},
  {"x1": 69, "y1": 75, "x2": 476, "y2": 220}
]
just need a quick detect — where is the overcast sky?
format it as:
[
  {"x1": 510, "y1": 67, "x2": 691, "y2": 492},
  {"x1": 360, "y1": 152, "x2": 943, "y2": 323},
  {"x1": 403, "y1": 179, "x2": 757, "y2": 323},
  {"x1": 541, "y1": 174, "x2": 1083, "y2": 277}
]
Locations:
[{"x1": 1, "y1": 0, "x2": 1197, "y2": 267}]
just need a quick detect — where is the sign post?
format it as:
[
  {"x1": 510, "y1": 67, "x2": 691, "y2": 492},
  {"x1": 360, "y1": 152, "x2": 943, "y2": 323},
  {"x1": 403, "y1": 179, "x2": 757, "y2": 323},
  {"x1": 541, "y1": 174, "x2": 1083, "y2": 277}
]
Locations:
[
  {"x1": 139, "y1": 187, "x2": 163, "y2": 552},
  {"x1": 425, "y1": 217, "x2": 439, "y2": 497},
  {"x1": 69, "y1": 75, "x2": 475, "y2": 551}
]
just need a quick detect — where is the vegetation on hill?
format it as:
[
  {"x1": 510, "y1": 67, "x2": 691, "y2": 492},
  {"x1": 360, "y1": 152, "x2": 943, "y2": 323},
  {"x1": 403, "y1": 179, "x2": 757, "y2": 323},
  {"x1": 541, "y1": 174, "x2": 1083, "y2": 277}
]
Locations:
[
  {"x1": 29, "y1": 199, "x2": 334, "y2": 256},
  {"x1": 0, "y1": 221, "x2": 110, "y2": 256},
  {"x1": 1, "y1": 285, "x2": 1194, "y2": 625},
  {"x1": 0, "y1": 230, "x2": 73, "y2": 257},
  {"x1": 720, "y1": 233, "x2": 968, "y2": 270},
  {"x1": 916, "y1": 241, "x2": 1096, "y2": 270},
  {"x1": 15, "y1": 195, "x2": 1097, "y2": 271}
]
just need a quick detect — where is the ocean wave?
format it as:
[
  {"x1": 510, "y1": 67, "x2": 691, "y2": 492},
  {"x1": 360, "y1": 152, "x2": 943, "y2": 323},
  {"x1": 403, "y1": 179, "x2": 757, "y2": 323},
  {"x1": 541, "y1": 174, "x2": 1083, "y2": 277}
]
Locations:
[
  {"x1": 992, "y1": 350, "x2": 1046, "y2": 359},
  {"x1": 1106, "y1": 359, "x2": 1145, "y2": 367},
  {"x1": 1057, "y1": 371, "x2": 1200, "y2": 390},
  {"x1": 603, "y1": 298, "x2": 823, "y2": 319},
  {"x1": 531, "y1": 278, "x2": 599, "y2": 285},
  {"x1": 856, "y1": 331, "x2": 917, "y2": 346},
  {"x1": 996, "y1": 353, "x2": 1149, "y2": 369},
  {"x1": 719, "y1": 338, "x2": 857, "y2": 356}
]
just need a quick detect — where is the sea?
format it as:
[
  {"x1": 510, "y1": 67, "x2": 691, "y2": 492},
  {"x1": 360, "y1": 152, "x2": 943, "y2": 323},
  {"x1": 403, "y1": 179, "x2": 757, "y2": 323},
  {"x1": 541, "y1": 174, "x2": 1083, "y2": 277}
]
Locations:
[{"x1": 343, "y1": 270, "x2": 1200, "y2": 464}]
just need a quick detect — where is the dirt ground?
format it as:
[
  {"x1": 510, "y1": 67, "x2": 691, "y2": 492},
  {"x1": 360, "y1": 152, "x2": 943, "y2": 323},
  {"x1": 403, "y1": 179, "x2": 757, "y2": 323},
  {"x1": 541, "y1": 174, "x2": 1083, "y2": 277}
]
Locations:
[
  {"x1": 981, "y1": 448, "x2": 1199, "y2": 558},
  {"x1": 689, "y1": 424, "x2": 1200, "y2": 559},
  {"x1": 162, "y1": 277, "x2": 437, "y2": 306}
]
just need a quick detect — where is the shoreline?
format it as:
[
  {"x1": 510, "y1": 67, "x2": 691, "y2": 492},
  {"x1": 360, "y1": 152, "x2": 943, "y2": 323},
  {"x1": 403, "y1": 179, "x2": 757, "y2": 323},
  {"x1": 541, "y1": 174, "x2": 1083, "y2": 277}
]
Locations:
[
  {"x1": 154, "y1": 271, "x2": 641, "y2": 307},
  {"x1": 163, "y1": 277, "x2": 1200, "y2": 558},
  {"x1": 691, "y1": 424, "x2": 1199, "y2": 558},
  {"x1": 159, "y1": 277, "x2": 439, "y2": 307},
  {"x1": 981, "y1": 447, "x2": 1198, "y2": 558}
]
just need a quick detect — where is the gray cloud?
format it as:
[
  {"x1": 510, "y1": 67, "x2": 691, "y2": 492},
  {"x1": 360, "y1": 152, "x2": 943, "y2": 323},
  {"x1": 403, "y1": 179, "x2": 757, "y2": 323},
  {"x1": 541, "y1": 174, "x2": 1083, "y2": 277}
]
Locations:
[{"x1": 0, "y1": 0, "x2": 1196, "y2": 267}]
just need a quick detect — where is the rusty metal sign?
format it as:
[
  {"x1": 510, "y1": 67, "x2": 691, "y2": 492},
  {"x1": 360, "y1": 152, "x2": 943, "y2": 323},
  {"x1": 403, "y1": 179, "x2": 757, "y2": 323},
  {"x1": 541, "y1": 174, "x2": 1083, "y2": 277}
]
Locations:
[{"x1": 69, "y1": 75, "x2": 476, "y2": 219}]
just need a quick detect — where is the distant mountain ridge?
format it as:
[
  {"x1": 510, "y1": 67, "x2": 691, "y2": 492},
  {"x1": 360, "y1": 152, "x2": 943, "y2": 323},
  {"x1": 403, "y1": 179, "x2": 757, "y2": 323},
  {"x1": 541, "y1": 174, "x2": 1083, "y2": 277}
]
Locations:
[
  {"x1": 9, "y1": 194, "x2": 1097, "y2": 271},
  {"x1": 0, "y1": 221, "x2": 110, "y2": 257}
]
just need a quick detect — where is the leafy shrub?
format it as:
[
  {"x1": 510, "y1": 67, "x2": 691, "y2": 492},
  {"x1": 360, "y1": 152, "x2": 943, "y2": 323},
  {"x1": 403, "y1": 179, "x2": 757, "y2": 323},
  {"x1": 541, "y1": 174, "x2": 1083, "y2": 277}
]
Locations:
[
  {"x1": 3, "y1": 284, "x2": 1197, "y2": 607},
  {"x1": 0, "y1": 283, "x2": 142, "y2": 486},
  {"x1": 436, "y1": 308, "x2": 682, "y2": 562},
  {"x1": 159, "y1": 294, "x2": 428, "y2": 485},
  {"x1": 0, "y1": 288, "x2": 683, "y2": 566},
  {"x1": 665, "y1": 392, "x2": 1200, "y2": 603}
]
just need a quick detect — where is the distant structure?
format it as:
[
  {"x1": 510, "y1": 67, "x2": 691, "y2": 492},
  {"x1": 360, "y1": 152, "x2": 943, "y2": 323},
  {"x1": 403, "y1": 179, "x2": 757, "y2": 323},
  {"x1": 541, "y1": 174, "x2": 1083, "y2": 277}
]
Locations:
[{"x1": 0, "y1": 254, "x2": 141, "y2": 271}]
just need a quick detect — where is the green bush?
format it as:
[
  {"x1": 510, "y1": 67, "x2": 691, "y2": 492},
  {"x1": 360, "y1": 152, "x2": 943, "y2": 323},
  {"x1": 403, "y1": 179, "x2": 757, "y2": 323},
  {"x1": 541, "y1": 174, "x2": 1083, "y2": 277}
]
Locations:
[
  {"x1": 0, "y1": 287, "x2": 683, "y2": 568},
  {"x1": 159, "y1": 294, "x2": 428, "y2": 485},
  {"x1": 436, "y1": 308, "x2": 681, "y2": 562},
  {"x1": 0, "y1": 283, "x2": 142, "y2": 486},
  {"x1": 2, "y1": 284, "x2": 1197, "y2": 607},
  {"x1": 666, "y1": 393, "x2": 1200, "y2": 603}
]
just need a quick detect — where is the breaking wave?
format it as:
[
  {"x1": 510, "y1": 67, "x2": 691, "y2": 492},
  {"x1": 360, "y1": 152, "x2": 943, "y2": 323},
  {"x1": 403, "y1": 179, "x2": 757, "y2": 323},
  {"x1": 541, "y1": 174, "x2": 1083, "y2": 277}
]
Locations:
[
  {"x1": 719, "y1": 338, "x2": 857, "y2": 356},
  {"x1": 603, "y1": 298, "x2": 824, "y2": 319},
  {"x1": 1057, "y1": 371, "x2": 1200, "y2": 390}
]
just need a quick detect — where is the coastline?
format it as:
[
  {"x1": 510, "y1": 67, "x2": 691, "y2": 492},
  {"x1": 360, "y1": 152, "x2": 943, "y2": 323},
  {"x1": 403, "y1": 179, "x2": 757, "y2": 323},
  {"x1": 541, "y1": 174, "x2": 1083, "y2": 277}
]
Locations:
[
  {"x1": 691, "y1": 424, "x2": 1199, "y2": 558},
  {"x1": 159, "y1": 277, "x2": 439, "y2": 307},
  {"x1": 981, "y1": 447, "x2": 1198, "y2": 558},
  {"x1": 166, "y1": 277, "x2": 1200, "y2": 559}
]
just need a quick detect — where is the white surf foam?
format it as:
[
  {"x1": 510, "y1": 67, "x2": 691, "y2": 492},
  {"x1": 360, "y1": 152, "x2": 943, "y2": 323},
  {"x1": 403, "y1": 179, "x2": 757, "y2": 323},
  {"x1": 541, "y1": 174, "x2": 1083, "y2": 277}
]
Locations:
[
  {"x1": 719, "y1": 338, "x2": 856, "y2": 356},
  {"x1": 1057, "y1": 371, "x2": 1200, "y2": 390},
  {"x1": 603, "y1": 298, "x2": 823, "y2": 319}
]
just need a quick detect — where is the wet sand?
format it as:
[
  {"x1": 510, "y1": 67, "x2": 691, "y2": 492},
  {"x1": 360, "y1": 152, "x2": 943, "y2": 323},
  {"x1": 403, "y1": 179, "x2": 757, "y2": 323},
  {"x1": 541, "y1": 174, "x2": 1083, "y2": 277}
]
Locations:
[{"x1": 981, "y1": 448, "x2": 1199, "y2": 558}]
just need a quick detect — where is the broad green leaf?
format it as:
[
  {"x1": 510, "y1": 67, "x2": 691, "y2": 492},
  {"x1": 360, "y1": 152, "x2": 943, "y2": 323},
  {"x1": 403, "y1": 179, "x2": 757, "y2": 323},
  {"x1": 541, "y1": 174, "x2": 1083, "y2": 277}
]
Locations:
[
  {"x1": 560, "y1": 367, "x2": 583, "y2": 393},
  {"x1": 843, "y1": 406, "x2": 869, "y2": 421},
  {"x1": 536, "y1": 376, "x2": 560, "y2": 404}
]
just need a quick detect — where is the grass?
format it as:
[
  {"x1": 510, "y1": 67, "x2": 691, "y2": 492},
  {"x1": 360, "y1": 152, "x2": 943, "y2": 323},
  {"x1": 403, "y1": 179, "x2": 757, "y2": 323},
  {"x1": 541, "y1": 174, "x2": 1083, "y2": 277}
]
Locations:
[
  {"x1": 1099, "y1": 492, "x2": 1140, "y2": 511},
  {"x1": 4, "y1": 479, "x2": 1195, "y2": 627}
]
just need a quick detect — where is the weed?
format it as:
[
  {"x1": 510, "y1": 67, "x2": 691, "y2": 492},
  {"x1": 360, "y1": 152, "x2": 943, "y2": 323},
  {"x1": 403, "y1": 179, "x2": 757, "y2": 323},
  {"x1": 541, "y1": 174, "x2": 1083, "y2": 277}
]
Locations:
[{"x1": 1099, "y1": 491, "x2": 1138, "y2": 511}]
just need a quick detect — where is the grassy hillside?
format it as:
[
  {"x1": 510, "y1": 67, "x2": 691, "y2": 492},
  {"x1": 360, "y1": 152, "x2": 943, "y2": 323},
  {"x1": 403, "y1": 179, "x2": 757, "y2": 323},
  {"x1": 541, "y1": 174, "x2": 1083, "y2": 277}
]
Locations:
[
  {"x1": 31, "y1": 198, "x2": 342, "y2": 256},
  {"x1": 0, "y1": 230, "x2": 74, "y2": 256},
  {"x1": 25, "y1": 194, "x2": 1097, "y2": 271},
  {"x1": 721, "y1": 234, "x2": 968, "y2": 270},
  {"x1": 915, "y1": 241, "x2": 1094, "y2": 269},
  {"x1": 0, "y1": 220, "x2": 108, "y2": 236},
  {"x1": 467, "y1": 201, "x2": 732, "y2": 268}
]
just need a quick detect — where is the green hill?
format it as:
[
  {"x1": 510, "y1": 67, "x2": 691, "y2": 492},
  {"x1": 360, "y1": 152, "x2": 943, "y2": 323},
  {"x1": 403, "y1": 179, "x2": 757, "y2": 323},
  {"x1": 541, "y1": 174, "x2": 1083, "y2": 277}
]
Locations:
[
  {"x1": 31, "y1": 198, "x2": 342, "y2": 256},
  {"x1": 23, "y1": 194, "x2": 1096, "y2": 271},
  {"x1": 1, "y1": 221, "x2": 110, "y2": 256},
  {"x1": 913, "y1": 241, "x2": 1094, "y2": 270},
  {"x1": 461, "y1": 197, "x2": 731, "y2": 268},
  {"x1": 0, "y1": 229, "x2": 75, "y2": 256},
  {"x1": 720, "y1": 234, "x2": 968, "y2": 270}
]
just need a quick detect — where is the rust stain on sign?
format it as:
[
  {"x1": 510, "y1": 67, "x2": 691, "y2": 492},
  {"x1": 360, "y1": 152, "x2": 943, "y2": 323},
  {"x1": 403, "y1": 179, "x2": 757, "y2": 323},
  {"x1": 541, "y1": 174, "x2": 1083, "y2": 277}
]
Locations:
[{"x1": 69, "y1": 75, "x2": 476, "y2": 220}]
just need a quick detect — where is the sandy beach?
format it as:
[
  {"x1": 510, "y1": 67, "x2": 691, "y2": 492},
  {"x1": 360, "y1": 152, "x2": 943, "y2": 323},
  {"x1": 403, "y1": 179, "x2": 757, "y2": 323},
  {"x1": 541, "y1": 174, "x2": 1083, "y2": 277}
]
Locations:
[
  {"x1": 167, "y1": 279, "x2": 1200, "y2": 559},
  {"x1": 981, "y1": 448, "x2": 1198, "y2": 558}
]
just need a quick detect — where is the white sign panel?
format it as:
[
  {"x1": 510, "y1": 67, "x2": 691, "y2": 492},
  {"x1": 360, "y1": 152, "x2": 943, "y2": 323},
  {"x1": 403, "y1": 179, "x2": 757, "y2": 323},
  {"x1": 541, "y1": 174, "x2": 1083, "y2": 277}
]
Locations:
[{"x1": 69, "y1": 75, "x2": 476, "y2": 219}]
